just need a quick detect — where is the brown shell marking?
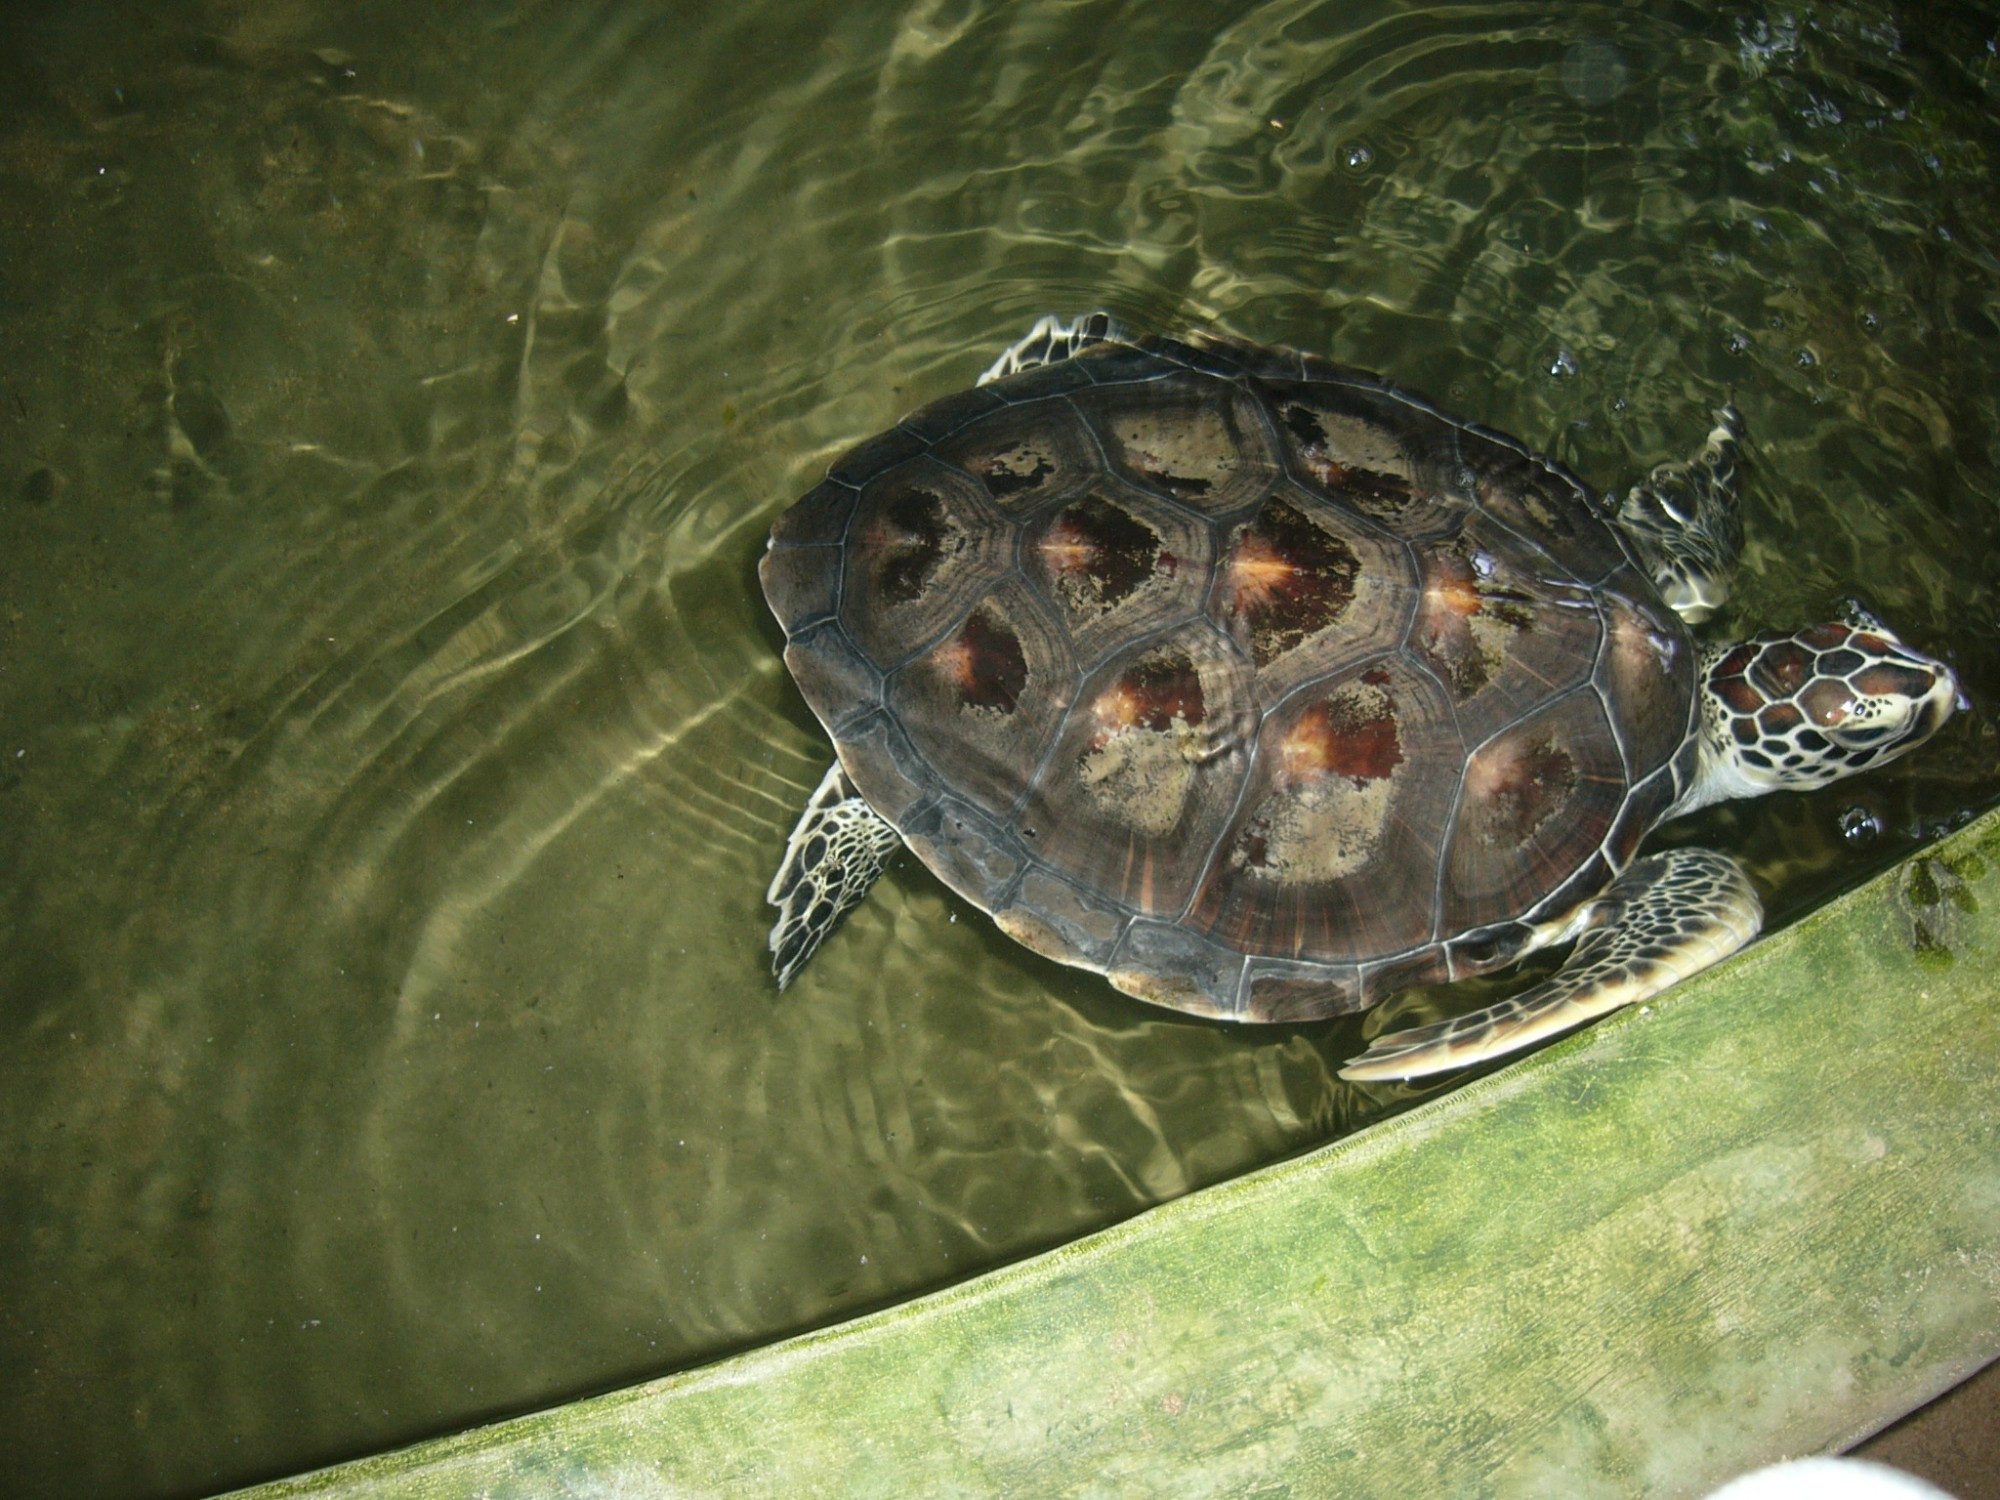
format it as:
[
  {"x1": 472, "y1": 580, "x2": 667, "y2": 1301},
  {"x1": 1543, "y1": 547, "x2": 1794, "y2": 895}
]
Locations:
[
  {"x1": 1413, "y1": 539, "x2": 1538, "y2": 699},
  {"x1": 1234, "y1": 674, "x2": 1403, "y2": 881},
  {"x1": 1279, "y1": 670, "x2": 1404, "y2": 784},
  {"x1": 1078, "y1": 648, "x2": 1209, "y2": 841},
  {"x1": 1088, "y1": 647, "x2": 1206, "y2": 741},
  {"x1": 934, "y1": 607, "x2": 1028, "y2": 713},
  {"x1": 973, "y1": 443, "x2": 1056, "y2": 497},
  {"x1": 1276, "y1": 399, "x2": 1417, "y2": 517},
  {"x1": 933, "y1": 396, "x2": 1101, "y2": 513},
  {"x1": 869, "y1": 486, "x2": 963, "y2": 603},
  {"x1": 1415, "y1": 547, "x2": 1506, "y2": 695},
  {"x1": 889, "y1": 581, "x2": 1074, "y2": 826},
  {"x1": 1074, "y1": 380, "x2": 1281, "y2": 516},
  {"x1": 1221, "y1": 498, "x2": 1363, "y2": 666},
  {"x1": 840, "y1": 459, "x2": 1010, "y2": 665},
  {"x1": 1036, "y1": 494, "x2": 1164, "y2": 623},
  {"x1": 1460, "y1": 735, "x2": 1579, "y2": 847}
]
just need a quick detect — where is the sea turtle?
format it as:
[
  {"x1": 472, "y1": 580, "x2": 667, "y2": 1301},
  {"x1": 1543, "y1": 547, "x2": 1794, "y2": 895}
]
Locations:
[{"x1": 758, "y1": 315, "x2": 1961, "y2": 1080}]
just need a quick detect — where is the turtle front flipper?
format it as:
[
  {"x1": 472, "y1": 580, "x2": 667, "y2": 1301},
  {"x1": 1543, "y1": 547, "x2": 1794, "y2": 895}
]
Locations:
[
  {"x1": 1613, "y1": 405, "x2": 1745, "y2": 624},
  {"x1": 1338, "y1": 848, "x2": 1762, "y2": 1082},
  {"x1": 767, "y1": 762, "x2": 903, "y2": 990}
]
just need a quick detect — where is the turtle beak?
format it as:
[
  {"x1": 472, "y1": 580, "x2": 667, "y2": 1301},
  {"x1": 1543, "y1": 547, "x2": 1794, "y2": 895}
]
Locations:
[
  {"x1": 1846, "y1": 636, "x2": 1961, "y2": 758},
  {"x1": 1917, "y1": 658, "x2": 1964, "y2": 742}
]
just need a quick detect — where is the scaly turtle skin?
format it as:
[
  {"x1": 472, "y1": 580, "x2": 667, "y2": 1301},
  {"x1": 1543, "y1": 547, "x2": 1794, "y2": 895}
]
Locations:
[{"x1": 760, "y1": 316, "x2": 1961, "y2": 1079}]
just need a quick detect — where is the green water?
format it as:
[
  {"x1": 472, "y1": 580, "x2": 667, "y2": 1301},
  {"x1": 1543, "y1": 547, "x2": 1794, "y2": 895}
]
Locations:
[{"x1": 1, "y1": 1, "x2": 1995, "y2": 1495}]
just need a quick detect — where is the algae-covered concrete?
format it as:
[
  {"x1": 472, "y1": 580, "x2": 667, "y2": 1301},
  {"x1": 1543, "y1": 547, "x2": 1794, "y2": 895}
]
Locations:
[{"x1": 235, "y1": 810, "x2": 2000, "y2": 1499}]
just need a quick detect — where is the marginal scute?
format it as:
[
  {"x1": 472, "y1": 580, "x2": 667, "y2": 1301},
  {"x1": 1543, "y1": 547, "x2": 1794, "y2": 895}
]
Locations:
[
  {"x1": 899, "y1": 796, "x2": 1022, "y2": 912},
  {"x1": 1109, "y1": 918, "x2": 1251, "y2": 1020},
  {"x1": 1109, "y1": 963, "x2": 1226, "y2": 1018},
  {"x1": 783, "y1": 623, "x2": 882, "y2": 733},
  {"x1": 830, "y1": 711, "x2": 934, "y2": 825},
  {"x1": 827, "y1": 425, "x2": 929, "y2": 488},
  {"x1": 769, "y1": 480, "x2": 856, "y2": 548},
  {"x1": 995, "y1": 869, "x2": 1126, "y2": 969},
  {"x1": 758, "y1": 543, "x2": 840, "y2": 630},
  {"x1": 1244, "y1": 964, "x2": 1364, "y2": 1023},
  {"x1": 895, "y1": 381, "x2": 1005, "y2": 444},
  {"x1": 995, "y1": 908, "x2": 1083, "y2": 966}
]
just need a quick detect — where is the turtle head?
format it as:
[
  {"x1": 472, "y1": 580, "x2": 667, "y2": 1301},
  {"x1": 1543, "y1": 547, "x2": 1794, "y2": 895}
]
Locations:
[{"x1": 1688, "y1": 606, "x2": 1961, "y2": 809}]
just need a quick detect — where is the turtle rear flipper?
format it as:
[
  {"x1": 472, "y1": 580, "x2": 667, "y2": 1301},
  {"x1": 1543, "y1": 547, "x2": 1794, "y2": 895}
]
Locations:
[
  {"x1": 977, "y1": 311, "x2": 1121, "y2": 385},
  {"x1": 767, "y1": 762, "x2": 903, "y2": 990},
  {"x1": 1338, "y1": 848, "x2": 1762, "y2": 1082}
]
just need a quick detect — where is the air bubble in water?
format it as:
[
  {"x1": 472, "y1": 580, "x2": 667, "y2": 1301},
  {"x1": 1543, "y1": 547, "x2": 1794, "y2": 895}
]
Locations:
[
  {"x1": 1343, "y1": 143, "x2": 1374, "y2": 172},
  {"x1": 1549, "y1": 349, "x2": 1578, "y2": 378},
  {"x1": 1560, "y1": 40, "x2": 1630, "y2": 106},
  {"x1": 1838, "y1": 806, "x2": 1883, "y2": 846}
]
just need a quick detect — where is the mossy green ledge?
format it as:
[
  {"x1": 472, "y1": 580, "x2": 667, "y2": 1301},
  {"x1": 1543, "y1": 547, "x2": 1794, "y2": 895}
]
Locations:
[{"x1": 236, "y1": 810, "x2": 2000, "y2": 1499}]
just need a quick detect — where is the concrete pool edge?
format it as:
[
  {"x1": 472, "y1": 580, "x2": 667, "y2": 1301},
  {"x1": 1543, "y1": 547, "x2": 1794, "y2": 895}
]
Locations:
[{"x1": 231, "y1": 808, "x2": 2000, "y2": 1499}]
